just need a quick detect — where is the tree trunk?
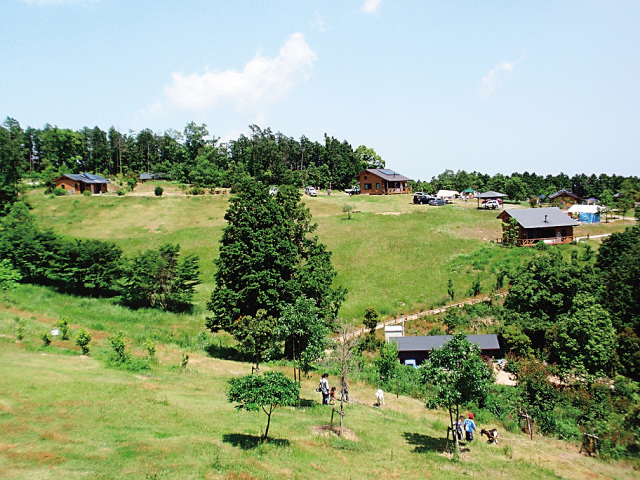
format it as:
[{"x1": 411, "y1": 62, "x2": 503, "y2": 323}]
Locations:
[{"x1": 263, "y1": 407, "x2": 272, "y2": 440}]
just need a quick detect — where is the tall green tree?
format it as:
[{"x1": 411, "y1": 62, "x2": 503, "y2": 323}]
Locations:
[
  {"x1": 233, "y1": 309, "x2": 281, "y2": 373},
  {"x1": 503, "y1": 252, "x2": 597, "y2": 348},
  {"x1": 550, "y1": 294, "x2": 616, "y2": 377},
  {"x1": 207, "y1": 181, "x2": 345, "y2": 333},
  {"x1": 421, "y1": 334, "x2": 494, "y2": 450},
  {"x1": 596, "y1": 225, "x2": 640, "y2": 334},
  {"x1": 0, "y1": 117, "x2": 24, "y2": 213},
  {"x1": 276, "y1": 297, "x2": 330, "y2": 380}
]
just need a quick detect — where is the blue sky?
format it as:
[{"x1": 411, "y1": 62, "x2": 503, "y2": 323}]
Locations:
[{"x1": 2, "y1": 0, "x2": 639, "y2": 180}]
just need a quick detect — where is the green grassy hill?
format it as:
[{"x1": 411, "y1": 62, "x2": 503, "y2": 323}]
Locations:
[
  {"x1": 2, "y1": 297, "x2": 638, "y2": 479},
  {"x1": 24, "y1": 187, "x2": 504, "y2": 320},
  {"x1": 1, "y1": 188, "x2": 638, "y2": 478}
]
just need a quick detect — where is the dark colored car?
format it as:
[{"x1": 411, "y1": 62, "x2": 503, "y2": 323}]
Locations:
[
  {"x1": 413, "y1": 192, "x2": 433, "y2": 204},
  {"x1": 429, "y1": 198, "x2": 446, "y2": 206}
]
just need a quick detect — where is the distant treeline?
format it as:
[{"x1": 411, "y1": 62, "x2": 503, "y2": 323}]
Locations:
[
  {"x1": 1, "y1": 116, "x2": 639, "y2": 206},
  {"x1": 412, "y1": 169, "x2": 640, "y2": 203}
]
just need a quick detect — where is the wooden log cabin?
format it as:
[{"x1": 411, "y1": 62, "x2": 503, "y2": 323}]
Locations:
[
  {"x1": 356, "y1": 168, "x2": 411, "y2": 195},
  {"x1": 55, "y1": 173, "x2": 110, "y2": 194},
  {"x1": 497, "y1": 207, "x2": 579, "y2": 246}
]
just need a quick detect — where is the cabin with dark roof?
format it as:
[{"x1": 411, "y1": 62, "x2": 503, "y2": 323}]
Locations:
[
  {"x1": 55, "y1": 173, "x2": 110, "y2": 194},
  {"x1": 391, "y1": 334, "x2": 500, "y2": 366},
  {"x1": 548, "y1": 189, "x2": 582, "y2": 208},
  {"x1": 497, "y1": 207, "x2": 579, "y2": 247},
  {"x1": 356, "y1": 169, "x2": 411, "y2": 195}
]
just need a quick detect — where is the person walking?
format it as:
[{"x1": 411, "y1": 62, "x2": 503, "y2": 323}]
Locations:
[
  {"x1": 319, "y1": 373, "x2": 330, "y2": 405},
  {"x1": 340, "y1": 381, "x2": 350, "y2": 403},
  {"x1": 454, "y1": 415, "x2": 465, "y2": 442},
  {"x1": 464, "y1": 412, "x2": 477, "y2": 442}
]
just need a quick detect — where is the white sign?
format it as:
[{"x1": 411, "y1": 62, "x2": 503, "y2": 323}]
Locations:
[{"x1": 51, "y1": 329, "x2": 60, "y2": 336}]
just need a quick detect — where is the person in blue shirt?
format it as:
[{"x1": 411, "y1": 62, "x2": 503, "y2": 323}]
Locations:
[{"x1": 464, "y1": 412, "x2": 477, "y2": 441}]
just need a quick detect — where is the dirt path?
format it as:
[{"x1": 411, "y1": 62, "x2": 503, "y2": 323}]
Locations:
[{"x1": 344, "y1": 291, "x2": 508, "y2": 342}]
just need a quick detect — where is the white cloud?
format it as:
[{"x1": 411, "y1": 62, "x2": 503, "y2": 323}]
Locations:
[
  {"x1": 164, "y1": 33, "x2": 317, "y2": 112},
  {"x1": 481, "y1": 53, "x2": 525, "y2": 98},
  {"x1": 361, "y1": 0, "x2": 382, "y2": 14}
]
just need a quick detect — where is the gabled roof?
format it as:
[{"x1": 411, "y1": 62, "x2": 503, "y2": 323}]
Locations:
[
  {"x1": 499, "y1": 207, "x2": 579, "y2": 228},
  {"x1": 477, "y1": 190, "x2": 507, "y2": 198},
  {"x1": 140, "y1": 172, "x2": 154, "y2": 180},
  {"x1": 548, "y1": 189, "x2": 581, "y2": 200},
  {"x1": 58, "y1": 173, "x2": 109, "y2": 184},
  {"x1": 359, "y1": 168, "x2": 411, "y2": 182},
  {"x1": 392, "y1": 334, "x2": 500, "y2": 352}
]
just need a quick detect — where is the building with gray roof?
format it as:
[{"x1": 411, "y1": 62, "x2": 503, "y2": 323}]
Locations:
[
  {"x1": 497, "y1": 207, "x2": 578, "y2": 246},
  {"x1": 391, "y1": 334, "x2": 500, "y2": 366}
]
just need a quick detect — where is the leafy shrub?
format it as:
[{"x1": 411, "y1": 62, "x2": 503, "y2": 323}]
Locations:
[
  {"x1": 145, "y1": 339, "x2": 157, "y2": 359},
  {"x1": 108, "y1": 331, "x2": 130, "y2": 364},
  {"x1": 188, "y1": 186, "x2": 204, "y2": 195},
  {"x1": 75, "y1": 328, "x2": 92, "y2": 355},
  {"x1": 40, "y1": 331, "x2": 52, "y2": 346},
  {"x1": 55, "y1": 317, "x2": 70, "y2": 340},
  {"x1": 14, "y1": 318, "x2": 24, "y2": 341},
  {"x1": 154, "y1": 186, "x2": 163, "y2": 196},
  {"x1": 82, "y1": 190, "x2": 92, "y2": 196},
  {"x1": 181, "y1": 353, "x2": 189, "y2": 369},
  {"x1": 116, "y1": 189, "x2": 125, "y2": 196},
  {"x1": 53, "y1": 187, "x2": 67, "y2": 196}
]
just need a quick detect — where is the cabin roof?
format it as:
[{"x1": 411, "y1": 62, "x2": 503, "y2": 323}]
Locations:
[
  {"x1": 391, "y1": 334, "x2": 500, "y2": 352},
  {"x1": 500, "y1": 207, "x2": 579, "y2": 228},
  {"x1": 360, "y1": 169, "x2": 411, "y2": 182}
]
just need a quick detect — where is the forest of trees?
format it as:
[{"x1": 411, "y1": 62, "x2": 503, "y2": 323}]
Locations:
[{"x1": 2, "y1": 116, "x2": 639, "y2": 214}]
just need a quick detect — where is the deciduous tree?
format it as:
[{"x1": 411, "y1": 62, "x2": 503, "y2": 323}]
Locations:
[
  {"x1": 227, "y1": 371, "x2": 299, "y2": 440},
  {"x1": 421, "y1": 334, "x2": 494, "y2": 451}
]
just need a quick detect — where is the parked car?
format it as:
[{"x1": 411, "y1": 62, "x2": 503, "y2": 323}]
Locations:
[
  {"x1": 429, "y1": 198, "x2": 446, "y2": 206},
  {"x1": 345, "y1": 185, "x2": 361, "y2": 195},
  {"x1": 268, "y1": 186, "x2": 278, "y2": 195},
  {"x1": 304, "y1": 186, "x2": 318, "y2": 197},
  {"x1": 413, "y1": 192, "x2": 433, "y2": 204},
  {"x1": 481, "y1": 199, "x2": 500, "y2": 209}
]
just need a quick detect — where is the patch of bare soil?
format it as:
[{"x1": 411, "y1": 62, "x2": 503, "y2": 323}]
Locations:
[{"x1": 312, "y1": 424, "x2": 358, "y2": 441}]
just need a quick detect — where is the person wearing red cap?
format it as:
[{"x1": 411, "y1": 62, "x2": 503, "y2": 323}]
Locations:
[{"x1": 464, "y1": 413, "x2": 477, "y2": 441}]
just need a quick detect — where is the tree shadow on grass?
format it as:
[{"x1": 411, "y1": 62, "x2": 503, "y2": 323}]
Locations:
[
  {"x1": 298, "y1": 398, "x2": 316, "y2": 408},
  {"x1": 403, "y1": 432, "x2": 449, "y2": 453},
  {"x1": 222, "y1": 433, "x2": 290, "y2": 450}
]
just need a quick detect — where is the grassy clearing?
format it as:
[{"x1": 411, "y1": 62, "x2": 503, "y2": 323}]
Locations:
[
  {"x1": 1, "y1": 311, "x2": 638, "y2": 480},
  {"x1": 3, "y1": 192, "x2": 639, "y2": 478},
  {"x1": 23, "y1": 189, "x2": 630, "y2": 321}
]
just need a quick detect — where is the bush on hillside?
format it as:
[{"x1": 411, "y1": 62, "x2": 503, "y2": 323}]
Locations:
[
  {"x1": 187, "y1": 186, "x2": 204, "y2": 195},
  {"x1": 82, "y1": 190, "x2": 92, "y2": 196},
  {"x1": 53, "y1": 187, "x2": 67, "y2": 196},
  {"x1": 154, "y1": 186, "x2": 163, "y2": 196}
]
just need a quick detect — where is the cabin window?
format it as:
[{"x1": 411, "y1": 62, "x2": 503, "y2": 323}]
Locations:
[
  {"x1": 364, "y1": 176, "x2": 367, "y2": 180},
  {"x1": 376, "y1": 183, "x2": 380, "y2": 189},
  {"x1": 364, "y1": 183, "x2": 372, "y2": 190}
]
